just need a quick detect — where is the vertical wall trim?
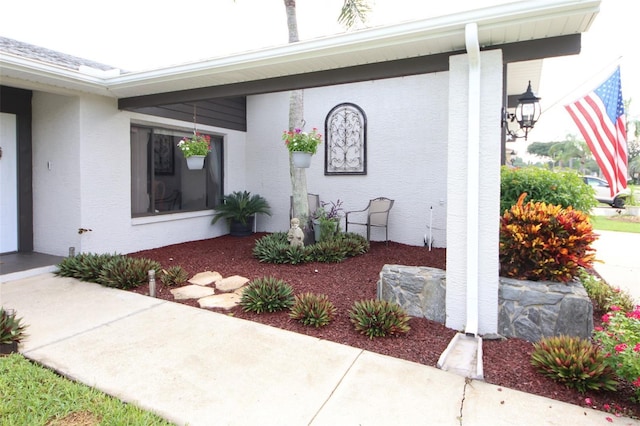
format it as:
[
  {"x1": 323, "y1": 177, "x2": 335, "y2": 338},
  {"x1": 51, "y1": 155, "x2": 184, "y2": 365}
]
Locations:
[{"x1": 464, "y1": 23, "x2": 480, "y2": 336}]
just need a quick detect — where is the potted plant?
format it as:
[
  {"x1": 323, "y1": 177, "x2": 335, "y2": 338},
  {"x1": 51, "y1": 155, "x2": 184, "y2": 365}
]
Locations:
[
  {"x1": 312, "y1": 199, "x2": 344, "y2": 242},
  {"x1": 282, "y1": 127, "x2": 322, "y2": 168},
  {"x1": 177, "y1": 132, "x2": 212, "y2": 169},
  {"x1": 0, "y1": 307, "x2": 27, "y2": 355},
  {"x1": 211, "y1": 191, "x2": 272, "y2": 236}
]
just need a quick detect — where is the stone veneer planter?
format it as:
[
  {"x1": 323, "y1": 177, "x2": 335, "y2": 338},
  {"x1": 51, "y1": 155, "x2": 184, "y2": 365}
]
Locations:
[{"x1": 377, "y1": 264, "x2": 593, "y2": 342}]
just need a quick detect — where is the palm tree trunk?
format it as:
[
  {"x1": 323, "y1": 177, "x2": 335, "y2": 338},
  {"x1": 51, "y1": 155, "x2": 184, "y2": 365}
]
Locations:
[{"x1": 284, "y1": 0, "x2": 311, "y2": 240}]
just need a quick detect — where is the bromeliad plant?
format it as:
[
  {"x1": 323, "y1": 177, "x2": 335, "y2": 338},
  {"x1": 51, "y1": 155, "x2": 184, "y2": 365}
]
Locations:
[
  {"x1": 289, "y1": 293, "x2": 337, "y2": 328},
  {"x1": 282, "y1": 128, "x2": 322, "y2": 154},
  {"x1": 177, "y1": 133, "x2": 212, "y2": 157},
  {"x1": 348, "y1": 299, "x2": 410, "y2": 339},
  {"x1": 499, "y1": 193, "x2": 597, "y2": 282},
  {"x1": 239, "y1": 276, "x2": 294, "y2": 313},
  {"x1": 594, "y1": 305, "x2": 640, "y2": 402},
  {"x1": 530, "y1": 335, "x2": 618, "y2": 393},
  {"x1": 0, "y1": 307, "x2": 27, "y2": 345}
]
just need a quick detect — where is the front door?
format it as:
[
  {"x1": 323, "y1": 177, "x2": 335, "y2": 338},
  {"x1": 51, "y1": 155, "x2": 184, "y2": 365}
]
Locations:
[{"x1": 0, "y1": 112, "x2": 18, "y2": 253}]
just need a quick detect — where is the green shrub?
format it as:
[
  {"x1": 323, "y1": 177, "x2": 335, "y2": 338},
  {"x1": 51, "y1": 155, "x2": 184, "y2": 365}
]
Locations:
[
  {"x1": 500, "y1": 166, "x2": 597, "y2": 214},
  {"x1": 348, "y1": 299, "x2": 410, "y2": 339},
  {"x1": 56, "y1": 253, "x2": 121, "y2": 282},
  {"x1": 289, "y1": 293, "x2": 337, "y2": 327},
  {"x1": 240, "y1": 277, "x2": 294, "y2": 313},
  {"x1": 578, "y1": 269, "x2": 636, "y2": 313},
  {"x1": 252, "y1": 232, "x2": 369, "y2": 264},
  {"x1": 579, "y1": 270, "x2": 613, "y2": 313},
  {"x1": 531, "y1": 335, "x2": 618, "y2": 393},
  {"x1": 160, "y1": 266, "x2": 188, "y2": 286},
  {"x1": 97, "y1": 257, "x2": 161, "y2": 290},
  {"x1": 499, "y1": 193, "x2": 597, "y2": 282},
  {"x1": 607, "y1": 288, "x2": 637, "y2": 314}
]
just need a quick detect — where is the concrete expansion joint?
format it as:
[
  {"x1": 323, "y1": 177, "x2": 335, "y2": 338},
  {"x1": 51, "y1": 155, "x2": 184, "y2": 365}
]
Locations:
[
  {"x1": 22, "y1": 301, "x2": 167, "y2": 355},
  {"x1": 308, "y1": 349, "x2": 365, "y2": 425}
]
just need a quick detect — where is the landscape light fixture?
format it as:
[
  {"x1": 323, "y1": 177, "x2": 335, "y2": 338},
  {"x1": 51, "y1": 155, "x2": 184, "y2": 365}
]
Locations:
[{"x1": 502, "y1": 81, "x2": 541, "y2": 141}]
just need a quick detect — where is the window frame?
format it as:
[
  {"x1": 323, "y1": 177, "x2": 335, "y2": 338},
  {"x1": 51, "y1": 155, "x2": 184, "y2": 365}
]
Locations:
[{"x1": 130, "y1": 123, "x2": 224, "y2": 218}]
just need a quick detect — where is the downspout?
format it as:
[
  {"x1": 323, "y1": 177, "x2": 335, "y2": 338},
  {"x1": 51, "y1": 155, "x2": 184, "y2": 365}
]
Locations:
[{"x1": 464, "y1": 23, "x2": 480, "y2": 337}]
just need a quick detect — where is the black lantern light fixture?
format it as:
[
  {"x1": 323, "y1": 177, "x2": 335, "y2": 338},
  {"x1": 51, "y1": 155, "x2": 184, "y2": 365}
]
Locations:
[{"x1": 502, "y1": 81, "x2": 541, "y2": 141}]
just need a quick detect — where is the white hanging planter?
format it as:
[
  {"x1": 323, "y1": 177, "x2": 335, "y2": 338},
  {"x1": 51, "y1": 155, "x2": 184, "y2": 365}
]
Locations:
[
  {"x1": 186, "y1": 155, "x2": 206, "y2": 170},
  {"x1": 292, "y1": 152, "x2": 313, "y2": 168}
]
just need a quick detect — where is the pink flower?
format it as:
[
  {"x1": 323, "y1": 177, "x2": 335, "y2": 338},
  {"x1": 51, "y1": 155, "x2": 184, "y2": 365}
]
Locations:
[
  {"x1": 602, "y1": 313, "x2": 611, "y2": 323},
  {"x1": 633, "y1": 377, "x2": 640, "y2": 388},
  {"x1": 606, "y1": 417, "x2": 613, "y2": 423},
  {"x1": 594, "y1": 326, "x2": 604, "y2": 332},
  {"x1": 627, "y1": 309, "x2": 640, "y2": 319},
  {"x1": 614, "y1": 343, "x2": 627, "y2": 353},
  {"x1": 610, "y1": 305, "x2": 621, "y2": 311},
  {"x1": 604, "y1": 404, "x2": 610, "y2": 411},
  {"x1": 634, "y1": 343, "x2": 640, "y2": 353},
  {"x1": 585, "y1": 397, "x2": 592, "y2": 406}
]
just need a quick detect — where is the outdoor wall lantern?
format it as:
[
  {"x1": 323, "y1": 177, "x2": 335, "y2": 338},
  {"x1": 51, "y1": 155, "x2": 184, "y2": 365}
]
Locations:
[{"x1": 502, "y1": 81, "x2": 541, "y2": 141}]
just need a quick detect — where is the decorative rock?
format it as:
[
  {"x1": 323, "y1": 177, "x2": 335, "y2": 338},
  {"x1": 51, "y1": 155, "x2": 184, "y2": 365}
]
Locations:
[
  {"x1": 170, "y1": 285, "x2": 215, "y2": 300},
  {"x1": 198, "y1": 293, "x2": 242, "y2": 310},
  {"x1": 377, "y1": 265, "x2": 446, "y2": 323},
  {"x1": 377, "y1": 264, "x2": 593, "y2": 342},
  {"x1": 498, "y1": 277, "x2": 593, "y2": 342},
  {"x1": 216, "y1": 275, "x2": 249, "y2": 292},
  {"x1": 189, "y1": 271, "x2": 223, "y2": 286}
]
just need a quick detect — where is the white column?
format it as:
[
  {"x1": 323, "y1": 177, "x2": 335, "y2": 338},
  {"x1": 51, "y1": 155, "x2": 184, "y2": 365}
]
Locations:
[{"x1": 446, "y1": 49, "x2": 502, "y2": 335}]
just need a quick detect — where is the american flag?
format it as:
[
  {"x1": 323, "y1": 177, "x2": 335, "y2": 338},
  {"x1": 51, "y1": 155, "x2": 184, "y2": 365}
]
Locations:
[{"x1": 565, "y1": 66, "x2": 628, "y2": 196}]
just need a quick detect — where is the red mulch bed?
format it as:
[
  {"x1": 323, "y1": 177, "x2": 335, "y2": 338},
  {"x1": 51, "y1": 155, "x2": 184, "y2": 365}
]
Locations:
[{"x1": 130, "y1": 233, "x2": 639, "y2": 420}]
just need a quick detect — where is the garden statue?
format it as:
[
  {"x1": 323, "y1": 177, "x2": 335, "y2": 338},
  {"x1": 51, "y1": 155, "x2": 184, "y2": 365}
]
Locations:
[{"x1": 287, "y1": 218, "x2": 305, "y2": 247}]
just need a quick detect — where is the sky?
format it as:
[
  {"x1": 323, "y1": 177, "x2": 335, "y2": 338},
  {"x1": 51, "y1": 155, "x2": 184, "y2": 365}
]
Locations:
[{"x1": 1, "y1": 0, "x2": 638, "y2": 144}]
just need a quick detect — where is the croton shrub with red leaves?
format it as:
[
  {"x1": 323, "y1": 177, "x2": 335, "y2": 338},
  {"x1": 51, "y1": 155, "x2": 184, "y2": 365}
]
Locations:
[{"x1": 499, "y1": 193, "x2": 597, "y2": 283}]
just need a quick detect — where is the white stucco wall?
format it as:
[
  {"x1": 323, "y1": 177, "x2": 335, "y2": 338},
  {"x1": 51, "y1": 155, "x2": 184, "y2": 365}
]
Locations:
[
  {"x1": 445, "y1": 50, "x2": 502, "y2": 335},
  {"x1": 32, "y1": 92, "x2": 82, "y2": 256},
  {"x1": 31, "y1": 91, "x2": 248, "y2": 256},
  {"x1": 246, "y1": 73, "x2": 450, "y2": 247}
]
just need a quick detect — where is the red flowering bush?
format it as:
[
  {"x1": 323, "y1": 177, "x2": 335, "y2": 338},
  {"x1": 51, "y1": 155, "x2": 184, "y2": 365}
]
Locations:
[
  {"x1": 594, "y1": 305, "x2": 640, "y2": 402},
  {"x1": 499, "y1": 193, "x2": 597, "y2": 282}
]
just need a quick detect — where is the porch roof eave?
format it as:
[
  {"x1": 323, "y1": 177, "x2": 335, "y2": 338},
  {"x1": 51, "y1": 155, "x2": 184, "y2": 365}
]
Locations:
[
  {"x1": 0, "y1": 0, "x2": 599, "y2": 101},
  {"x1": 108, "y1": 0, "x2": 600, "y2": 99}
]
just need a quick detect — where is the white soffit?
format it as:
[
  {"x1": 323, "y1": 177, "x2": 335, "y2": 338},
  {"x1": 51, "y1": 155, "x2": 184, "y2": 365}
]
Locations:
[{"x1": 0, "y1": 0, "x2": 600, "y2": 98}]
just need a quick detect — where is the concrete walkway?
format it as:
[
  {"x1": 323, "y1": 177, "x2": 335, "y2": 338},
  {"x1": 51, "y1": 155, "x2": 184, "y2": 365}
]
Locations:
[
  {"x1": 3, "y1": 273, "x2": 636, "y2": 426},
  {"x1": 592, "y1": 230, "x2": 640, "y2": 303}
]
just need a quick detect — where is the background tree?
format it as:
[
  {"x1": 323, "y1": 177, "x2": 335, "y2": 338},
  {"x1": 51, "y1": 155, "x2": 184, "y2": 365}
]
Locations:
[
  {"x1": 527, "y1": 136, "x2": 596, "y2": 173},
  {"x1": 284, "y1": 0, "x2": 370, "y2": 241}
]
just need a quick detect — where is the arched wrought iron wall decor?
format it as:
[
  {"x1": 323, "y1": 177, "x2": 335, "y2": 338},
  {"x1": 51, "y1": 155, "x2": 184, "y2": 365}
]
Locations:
[{"x1": 324, "y1": 103, "x2": 367, "y2": 175}]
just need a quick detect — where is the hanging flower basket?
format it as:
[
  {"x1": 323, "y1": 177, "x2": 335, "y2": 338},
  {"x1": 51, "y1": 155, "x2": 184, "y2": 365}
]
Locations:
[
  {"x1": 186, "y1": 155, "x2": 206, "y2": 170},
  {"x1": 177, "y1": 133, "x2": 211, "y2": 170},
  {"x1": 292, "y1": 152, "x2": 313, "y2": 168},
  {"x1": 282, "y1": 127, "x2": 322, "y2": 168}
]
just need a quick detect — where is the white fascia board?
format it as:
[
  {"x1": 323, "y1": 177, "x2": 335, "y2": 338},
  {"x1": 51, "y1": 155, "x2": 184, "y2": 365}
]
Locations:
[
  {"x1": 106, "y1": 0, "x2": 599, "y2": 95},
  {"x1": 0, "y1": 53, "x2": 115, "y2": 97},
  {"x1": 0, "y1": 0, "x2": 599, "y2": 98}
]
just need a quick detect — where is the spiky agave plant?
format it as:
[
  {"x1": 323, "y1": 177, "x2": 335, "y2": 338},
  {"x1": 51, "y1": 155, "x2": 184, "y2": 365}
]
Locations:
[{"x1": 0, "y1": 307, "x2": 28, "y2": 344}]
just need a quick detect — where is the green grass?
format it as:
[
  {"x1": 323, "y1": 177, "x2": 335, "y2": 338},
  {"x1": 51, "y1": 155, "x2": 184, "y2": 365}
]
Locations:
[
  {"x1": 590, "y1": 215, "x2": 640, "y2": 233},
  {"x1": 0, "y1": 354, "x2": 173, "y2": 426}
]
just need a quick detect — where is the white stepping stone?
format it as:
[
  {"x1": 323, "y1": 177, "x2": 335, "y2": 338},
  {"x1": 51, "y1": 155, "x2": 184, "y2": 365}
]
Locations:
[
  {"x1": 216, "y1": 275, "x2": 249, "y2": 292},
  {"x1": 188, "y1": 271, "x2": 222, "y2": 286},
  {"x1": 198, "y1": 293, "x2": 242, "y2": 310},
  {"x1": 170, "y1": 285, "x2": 215, "y2": 300}
]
